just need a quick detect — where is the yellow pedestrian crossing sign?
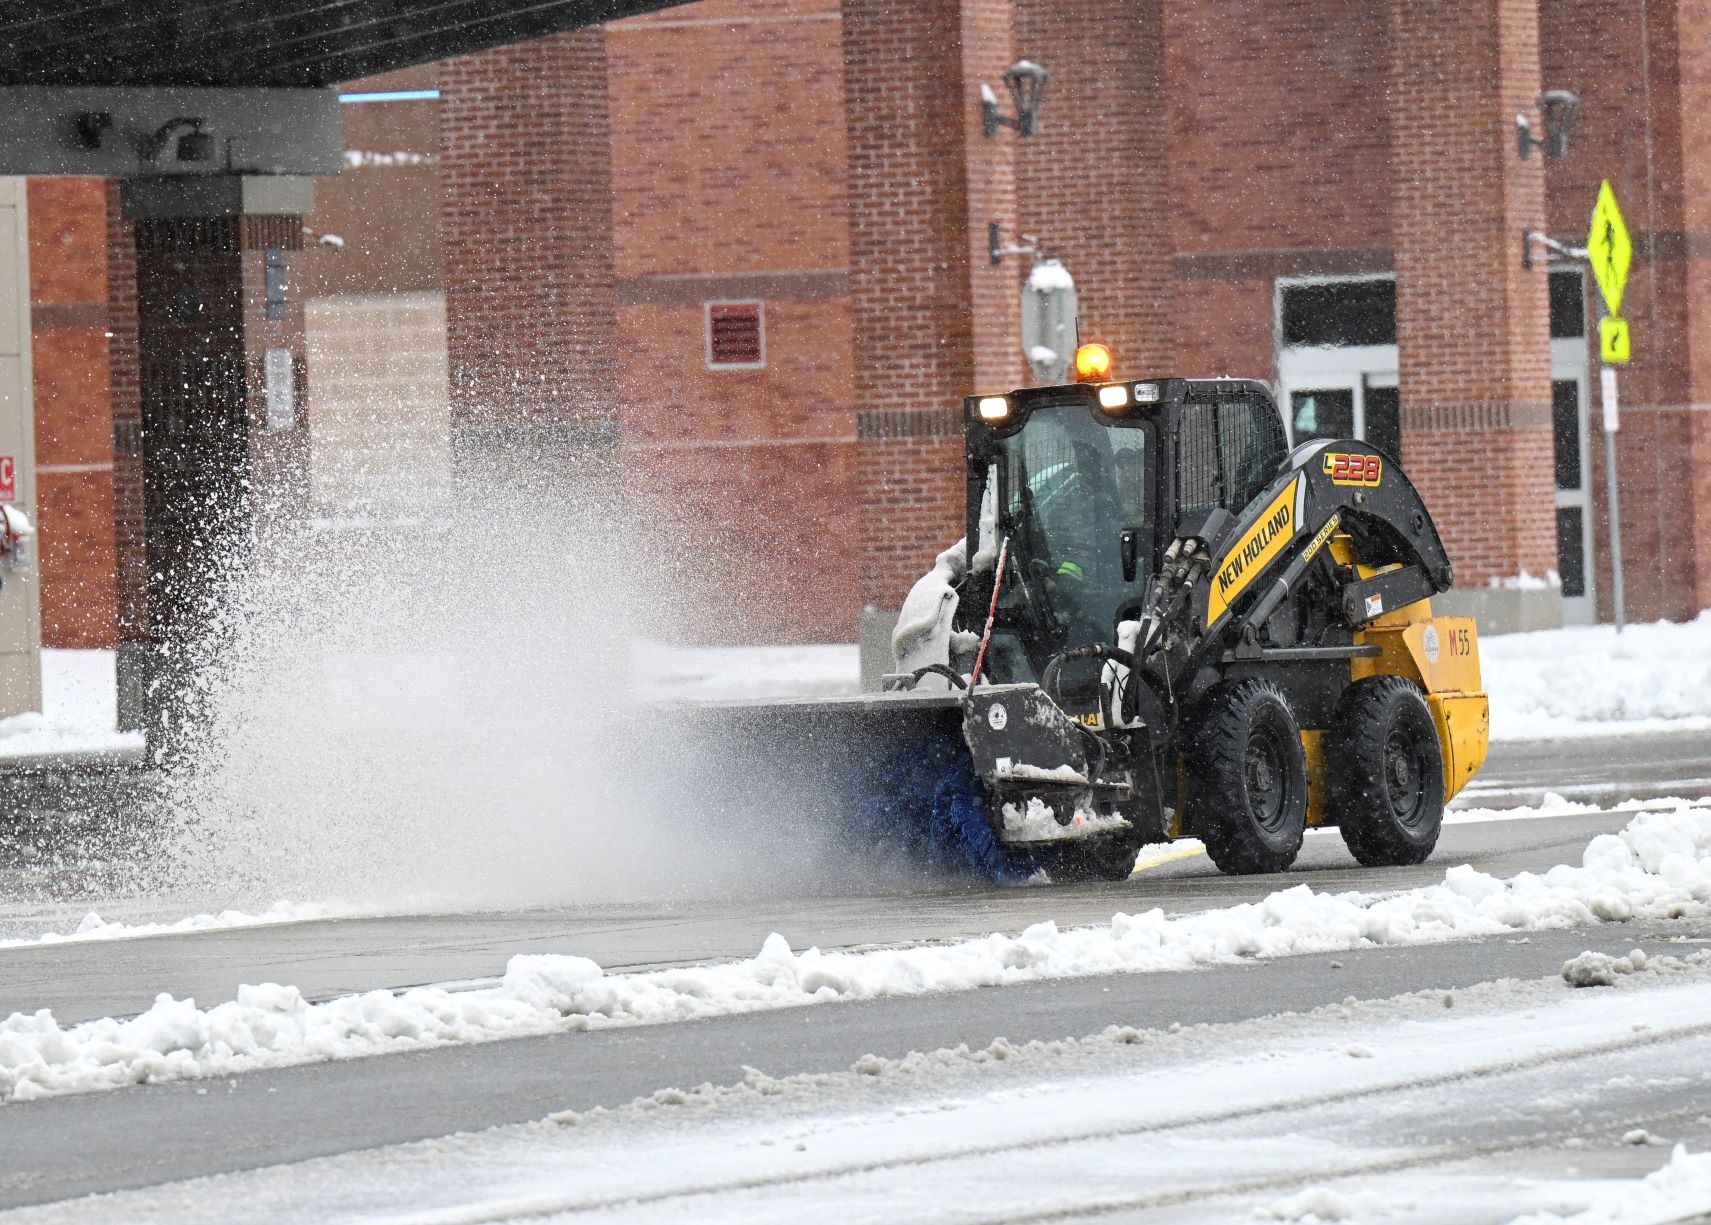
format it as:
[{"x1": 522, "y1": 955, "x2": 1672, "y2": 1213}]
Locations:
[
  {"x1": 1600, "y1": 315, "x2": 1630, "y2": 363},
  {"x1": 1587, "y1": 180, "x2": 1632, "y2": 316}
]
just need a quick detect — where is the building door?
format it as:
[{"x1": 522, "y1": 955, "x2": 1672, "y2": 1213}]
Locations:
[{"x1": 1549, "y1": 271, "x2": 1594, "y2": 624}]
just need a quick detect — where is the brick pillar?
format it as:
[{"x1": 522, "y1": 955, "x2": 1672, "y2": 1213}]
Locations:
[
  {"x1": 438, "y1": 30, "x2": 618, "y2": 467},
  {"x1": 1390, "y1": 0, "x2": 1558, "y2": 611},
  {"x1": 114, "y1": 183, "x2": 310, "y2": 738},
  {"x1": 844, "y1": 0, "x2": 1022, "y2": 668},
  {"x1": 1017, "y1": 0, "x2": 1171, "y2": 375}
]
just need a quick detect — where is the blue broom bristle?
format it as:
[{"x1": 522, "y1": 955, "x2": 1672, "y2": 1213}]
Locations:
[{"x1": 849, "y1": 728, "x2": 1043, "y2": 886}]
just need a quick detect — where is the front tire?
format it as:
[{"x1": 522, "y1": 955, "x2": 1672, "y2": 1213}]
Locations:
[
  {"x1": 1325, "y1": 676, "x2": 1444, "y2": 867},
  {"x1": 1186, "y1": 680, "x2": 1308, "y2": 875}
]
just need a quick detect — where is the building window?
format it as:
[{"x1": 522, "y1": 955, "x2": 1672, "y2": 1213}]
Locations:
[
  {"x1": 706, "y1": 301, "x2": 765, "y2": 368},
  {"x1": 1279, "y1": 277, "x2": 1396, "y2": 348}
]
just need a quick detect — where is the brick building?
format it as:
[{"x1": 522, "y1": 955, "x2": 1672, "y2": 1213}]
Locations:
[{"x1": 21, "y1": 0, "x2": 1711, "y2": 670}]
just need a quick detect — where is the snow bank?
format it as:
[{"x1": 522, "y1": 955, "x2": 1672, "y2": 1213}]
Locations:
[
  {"x1": 0, "y1": 901, "x2": 333, "y2": 951},
  {"x1": 4, "y1": 804, "x2": 1710, "y2": 1103},
  {"x1": 624, "y1": 609, "x2": 1711, "y2": 742},
  {"x1": 1508, "y1": 1145, "x2": 1711, "y2": 1224},
  {"x1": 0, "y1": 648, "x2": 141, "y2": 760},
  {"x1": 1484, "y1": 611, "x2": 1711, "y2": 740}
]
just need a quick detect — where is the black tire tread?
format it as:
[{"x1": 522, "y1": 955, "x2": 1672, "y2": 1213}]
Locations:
[
  {"x1": 1186, "y1": 679, "x2": 1308, "y2": 875},
  {"x1": 1325, "y1": 675, "x2": 1445, "y2": 867}
]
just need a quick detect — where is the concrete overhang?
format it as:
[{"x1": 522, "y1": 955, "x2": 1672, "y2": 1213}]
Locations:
[{"x1": 0, "y1": 88, "x2": 340, "y2": 177}]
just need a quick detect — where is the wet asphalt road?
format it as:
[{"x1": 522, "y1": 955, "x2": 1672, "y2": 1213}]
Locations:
[{"x1": 0, "y1": 729, "x2": 1706, "y2": 1209}]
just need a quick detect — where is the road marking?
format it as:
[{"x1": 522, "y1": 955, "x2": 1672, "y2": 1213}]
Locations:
[{"x1": 1131, "y1": 843, "x2": 1207, "y2": 875}]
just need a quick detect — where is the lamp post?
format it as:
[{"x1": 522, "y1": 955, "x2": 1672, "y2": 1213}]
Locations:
[
  {"x1": 982, "y1": 60, "x2": 1050, "y2": 138},
  {"x1": 1517, "y1": 89, "x2": 1580, "y2": 159}
]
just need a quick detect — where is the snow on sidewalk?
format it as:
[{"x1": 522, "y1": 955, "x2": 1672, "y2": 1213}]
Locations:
[
  {"x1": 1481, "y1": 610, "x2": 1711, "y2": 740},
  {"x1": 0, "y1": 648, "x2": 142, "y2": 760},
  {"x1": 626, "y1": 610, "x2": 1711, "y2": 742},
  {"x1": 3, "y1": 801, "x2": 1709, "y2": 1104}
]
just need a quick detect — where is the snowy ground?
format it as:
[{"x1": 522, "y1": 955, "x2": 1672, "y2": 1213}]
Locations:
[
  {"x1": 1480, "y1": 611, "x2": 1711, "y2": 741},
  {"x1": 3, "y1": 803, "x2": 1707, "y2": 1105},
  {"x1": 8, "y1": 955, "x2": 1710, "y2": 1224},
  {"x1": 0, "y1": 651, "x2": 140, "y2": 760}
]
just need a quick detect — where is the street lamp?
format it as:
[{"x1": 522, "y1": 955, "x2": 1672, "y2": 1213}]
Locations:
[
  {"x1": 1517, "y1": 89, "x2": 1580, "y2": 159},
  {"x1": 982, "y1": 60, "x2": 1049, "y2": 138}
]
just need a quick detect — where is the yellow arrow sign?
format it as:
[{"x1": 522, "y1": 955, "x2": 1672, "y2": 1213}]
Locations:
[
  {"x1": 1600, "y1": 315, "x2": 1631, "y2": 363},
  {"x1": 1587, "y1": 180, "x2": 1632, "y2": 316}
]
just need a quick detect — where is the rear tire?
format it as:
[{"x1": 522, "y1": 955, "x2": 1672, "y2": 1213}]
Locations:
[
  {"x1": 1325, "y1": 676, "x2": 1444, "y2": 867},
  {"x1": 1186, "y1": 680, "x2": 1308, "y2": 875}
]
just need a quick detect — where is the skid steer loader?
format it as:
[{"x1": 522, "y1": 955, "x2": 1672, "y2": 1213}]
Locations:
[{"x1": 682, "y1": 346, "x2": 1488, "y2": 885}]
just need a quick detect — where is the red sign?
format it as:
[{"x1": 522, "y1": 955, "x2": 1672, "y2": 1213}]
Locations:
[{"x1": 0, "y1": 457, "x2": 15, "y2": 503}]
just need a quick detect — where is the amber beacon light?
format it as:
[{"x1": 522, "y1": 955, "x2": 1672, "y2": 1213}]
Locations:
[{"x1": 1072, "y1": 342, "x2": 1113, "y2": 382}]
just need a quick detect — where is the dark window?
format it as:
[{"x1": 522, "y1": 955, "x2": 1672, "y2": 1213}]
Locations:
[
  {"x1": 1552, "y1": 379, "x2": 1582, "y2": 490},
  {"x1": 1549, "y1": 270, "x2": 1586, "y2": 339},
  {"x1": 1364, "y1": 385, "x2": 1402, "y2": 458},
  {"x1": 1556, "y1": 506, "x2": 1586, "y2": 598},
  {"x1": 1290, "y1": 389, "x2": 1353, "y2": 444},
  {"x1": 1280, "y1": 279, "x2": 1396, "y2": 347},
  {"x1": 707, "y1": 302, "x2": 763, "y2": 366}
]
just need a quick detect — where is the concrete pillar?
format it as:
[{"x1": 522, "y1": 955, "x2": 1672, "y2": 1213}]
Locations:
[
  {"x1": 843, "y1": 0, "x2": 1022, "y2": 681},
  {"x1": 1016, "y1": 0, "x2": 1171, "y2": 375},
  {"x1": 437, "y1": 30, "x2": 618, "y2": 471},
  {"x1": 1543, "y1": 0, "x2": 1711, "y2": 622},
  {"x1": 0, "y1": 179, "x2": 43, "y2": 719},
  {"x1": 1390, "y1": 0, "x2": 1562, "y2": 630},
  {"x1": 114, "y1": 177, "x2": 312, "y2": 739}
]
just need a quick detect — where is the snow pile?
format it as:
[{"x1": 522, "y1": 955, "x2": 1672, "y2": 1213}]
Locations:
[
  {"x1": 0, "y1": 648, "x2": 141, "y2": 760},
  {"x1": 0, "y1": 901, "x2": 332, "y2": 951},
  {"x1": 1508, "y1": 1145, "x2": 1711, "y2": 1224},
  {"x1": 4, "y1": 805, "x2": 1711, "y2": 1103},
  {"x1": 1484, "y1": 611, "x2": 1711, "y2": 740},
  {"x1": 1561, "y1": 948, "x2": 1648, "y2": 987}
]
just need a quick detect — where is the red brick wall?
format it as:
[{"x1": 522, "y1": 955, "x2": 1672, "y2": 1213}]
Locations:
[
  {"x1": 843, "y1": 0, "x2": 1022, "y2": 609},
  {"x1": 1390, "y1": 0, "x2": 1558, "y2": 587},
  {"x1": 605, "y1": 0, "x2": 860, "y2": 641},
  {"x1": 1016, "y1": 0, "x2": 1171, "y2": 375},
  {"x1": 1170, "y1": 0, "x2": 1394, "y2": 260},
  {"x1": 1541, "y1": 0, "x2": 1711, "y2": 619},
  {"x1": 607, "y1": 0, "x2": 849, "y2": 278},
  {"x1": 1166, "y1": 0, "x2": 1395, "y2": 386},
  {"x1": 438, "y1": 30, "x2": 618, "y2": 445},
  {"x1": 28, "y1": 178, "x2": 117, "y2": 648}
]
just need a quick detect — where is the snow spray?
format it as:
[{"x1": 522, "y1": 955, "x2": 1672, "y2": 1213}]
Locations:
[{"x1": 143, "y1": 455, "x2": 900, "y2": 915}]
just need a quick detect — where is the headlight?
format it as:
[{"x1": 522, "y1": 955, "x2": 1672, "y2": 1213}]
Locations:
[
  {"x1": 1132, "y1": 382, "x2": 1161, "y2": 403},
  {"x1": 977, "y1": 396, "x2": 1011, "y2": 422},
  {"x1": 1097, "y1": 384, "x2": 1130, "y2": 411}
]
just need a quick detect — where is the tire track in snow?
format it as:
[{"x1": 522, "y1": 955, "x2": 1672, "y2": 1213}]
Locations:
[{"x1": 377, "y1": 1010, "x2": 1711, "y2": 1225}]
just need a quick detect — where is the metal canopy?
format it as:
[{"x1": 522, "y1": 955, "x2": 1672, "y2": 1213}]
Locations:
[{"x1": 0, "y1": 0, "x2": 686, "y2": 88}]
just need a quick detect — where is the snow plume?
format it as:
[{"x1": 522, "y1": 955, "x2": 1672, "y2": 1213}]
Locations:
[
  {"x1": 5, "y1": 805, "x2": 1709, "y2": 1103},
  {"x1": 139, "y1": 455, "x2": 838, "y2": 915}
]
